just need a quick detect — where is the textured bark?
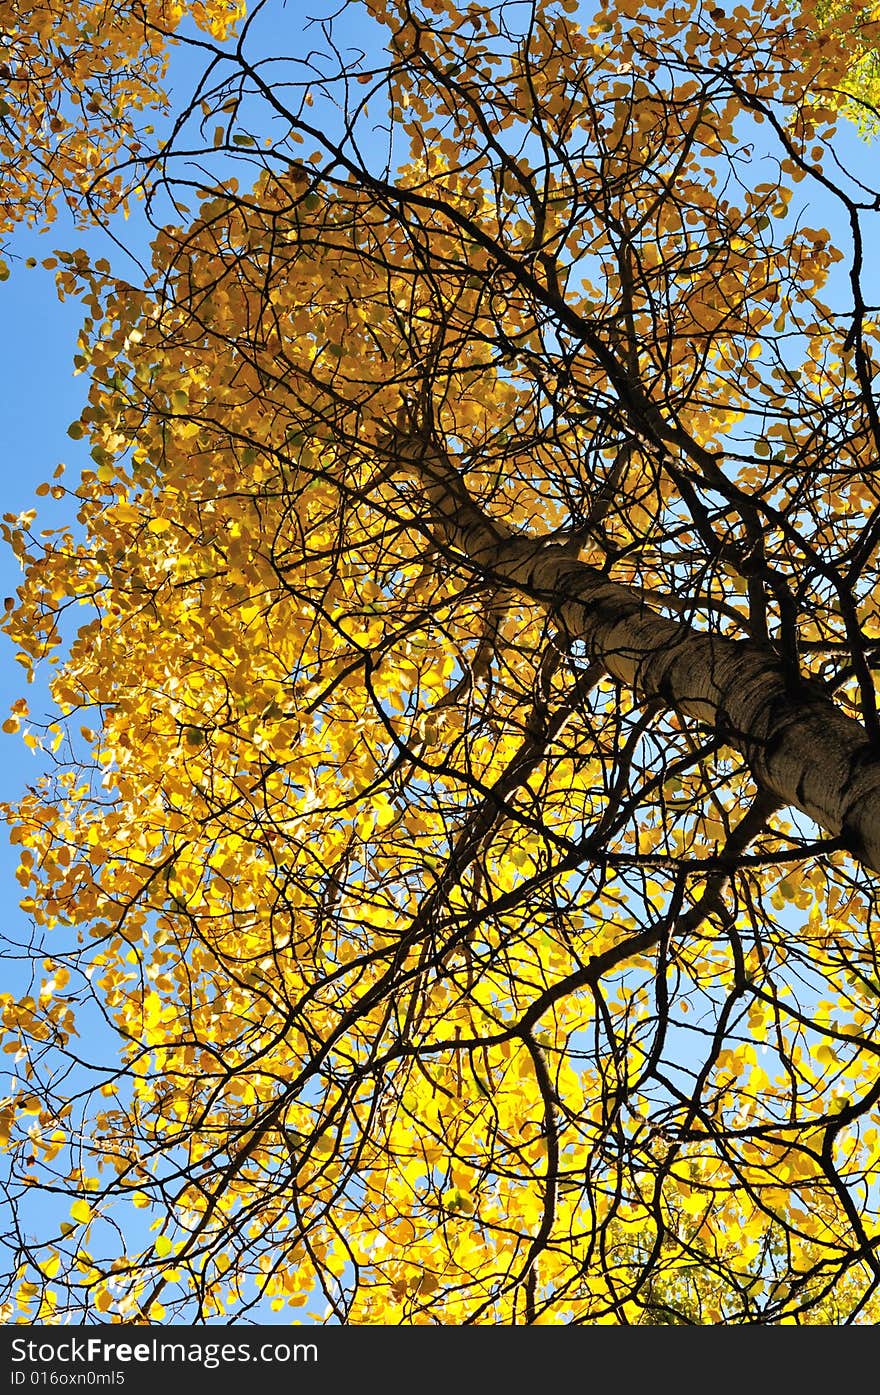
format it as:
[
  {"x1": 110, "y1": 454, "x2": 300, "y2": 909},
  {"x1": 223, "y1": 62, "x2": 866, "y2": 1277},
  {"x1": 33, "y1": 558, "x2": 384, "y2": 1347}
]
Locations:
[{"x1": 400, "y1": 433, "x2": 880, "y2": 874}]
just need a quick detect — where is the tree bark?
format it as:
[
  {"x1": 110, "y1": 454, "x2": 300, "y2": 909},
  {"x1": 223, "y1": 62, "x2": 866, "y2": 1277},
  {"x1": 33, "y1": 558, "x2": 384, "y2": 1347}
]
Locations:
[{"x1": 399, "y1": 431, "x2": 880, "y2": 874}]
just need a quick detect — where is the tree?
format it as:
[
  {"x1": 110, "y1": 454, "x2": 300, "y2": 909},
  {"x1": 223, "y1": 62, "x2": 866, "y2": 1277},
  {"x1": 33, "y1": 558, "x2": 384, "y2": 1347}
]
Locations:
[{"x1": 3, "y1": 0, "x2": 880, "y2": 1325}]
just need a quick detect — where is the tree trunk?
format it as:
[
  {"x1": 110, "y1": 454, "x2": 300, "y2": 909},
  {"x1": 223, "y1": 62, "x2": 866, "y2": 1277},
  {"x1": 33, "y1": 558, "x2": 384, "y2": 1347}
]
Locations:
[{"x1": 401, "y1": 432, "x2": 880, "y2": 874}]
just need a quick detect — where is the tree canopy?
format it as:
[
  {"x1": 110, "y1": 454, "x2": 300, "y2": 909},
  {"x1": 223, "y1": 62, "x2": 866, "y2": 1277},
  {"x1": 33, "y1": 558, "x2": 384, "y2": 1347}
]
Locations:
[{"x1": 3, "y1": 0, "x2": 880, "y2": 1325}]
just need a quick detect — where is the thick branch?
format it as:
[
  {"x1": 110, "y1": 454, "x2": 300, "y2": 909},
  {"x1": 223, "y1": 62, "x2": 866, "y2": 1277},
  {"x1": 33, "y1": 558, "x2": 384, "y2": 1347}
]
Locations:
[{"x1": 396, "y1": 432, "x2": 880, "y2": 873}]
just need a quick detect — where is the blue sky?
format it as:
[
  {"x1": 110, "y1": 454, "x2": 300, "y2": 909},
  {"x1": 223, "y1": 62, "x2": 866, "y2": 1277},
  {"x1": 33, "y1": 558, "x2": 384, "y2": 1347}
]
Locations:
[{"x1": 0, "y1": 236, "x2": 93, "y2": 970}]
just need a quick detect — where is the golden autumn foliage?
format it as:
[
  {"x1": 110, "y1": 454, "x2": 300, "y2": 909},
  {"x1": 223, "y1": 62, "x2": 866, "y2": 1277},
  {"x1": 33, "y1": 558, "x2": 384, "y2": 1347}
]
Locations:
[
  {"x1": 3, "y1": 0, "x2": 880, "y2": 1325},
  {"x1": 811, "y1": 0, "x2": 880, "y2": 129},
  {"x1": 0, "y1": 0, "x2": 244, "y2": 259}
]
